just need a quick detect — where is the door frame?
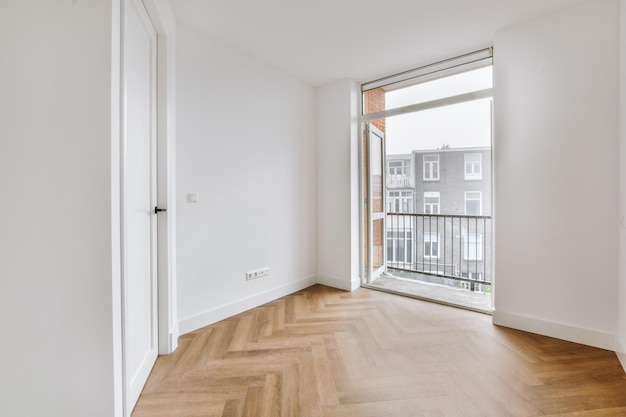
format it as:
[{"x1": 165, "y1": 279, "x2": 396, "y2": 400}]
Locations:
[
  {"x1": 112, "y1": 1, "x2": 177, "y2": 416},
  {"x1": 365, "y1": 123, "x2": 387, "y2": 283}
]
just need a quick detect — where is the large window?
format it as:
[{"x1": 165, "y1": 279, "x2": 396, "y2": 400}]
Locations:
[
  {"x1": 423, "y1": 155, "x2": 439, "y2": 181},
  {"x1": 465, "y1": 153, "x2": 482, "y2": 180},
  {"x1": 464, "y1": 233, "x2": 483, "y2": 260},
  {"x1": 361, "y1": 48, "x2": 493, "y2": 298},
  {"x1": 465, "y1": 191, "x2": 482, "y2": 215},
  {"x1": 424, "y1": 192, "x2": 440, "y2": 214},
  {"x1": 388, "y1": 191, "x2": 413, "y2": 213}
]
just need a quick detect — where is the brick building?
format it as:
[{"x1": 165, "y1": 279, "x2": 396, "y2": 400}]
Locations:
[{"x1": 386, "y1": 146, "x2": 492, "y2": 291}]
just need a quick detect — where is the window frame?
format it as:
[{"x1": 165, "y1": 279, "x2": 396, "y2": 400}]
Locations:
[
  {"x1": 464, "y1": 191, "x2": 482, "y2": 216},
  {"x1": 464, "y1": 153, "x2": 482, "y2": 180},
  {"x1": 464, "y1": 233, "x2": 483, "y2": 261},
  {"x1": 423, "y1": 154, "x2": 440, "y2": 181},
  {"x1": 423, "y1": 232, "x2": 440, "y2": 259},
  {"x1": 424, "y1": 191, "x2": 440, "y2": 214},
  {"x1": 388, "y1": 190, "x2": 413, "y2": 213},
  {"x1": 386, "y1": 229, "x2": 413, "y2": 264}
]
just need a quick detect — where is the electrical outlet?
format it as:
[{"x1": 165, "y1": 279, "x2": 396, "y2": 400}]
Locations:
[{"x1": 246, "y1": 267, "x2": 270, "y2": 280}]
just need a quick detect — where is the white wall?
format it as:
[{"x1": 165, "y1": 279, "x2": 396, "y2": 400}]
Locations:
[
  {"x1": 0, "y1": 1, "x2": 118, "y2": 416},
  {"x1": 317, "y1": 79, "x2": 361, "y2": 291},
  {"x1": 494, "y1": 0, "x2": 619, "y2": 350},
  {"x1": 618, "y1": 0, "x2": 626, "y2": 370},
  {"x1": 175, "y1": 26, "x2": 317, "y2": 333}
]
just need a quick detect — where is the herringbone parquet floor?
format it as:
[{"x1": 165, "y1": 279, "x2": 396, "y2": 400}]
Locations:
[{"x1": 133, "y1": 285, "x2": 626, "y2": 417}]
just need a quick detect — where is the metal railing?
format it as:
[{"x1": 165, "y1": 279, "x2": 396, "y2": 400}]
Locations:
[{"x1": 386, "y1": 213, "x2": 492, "y2": 290}]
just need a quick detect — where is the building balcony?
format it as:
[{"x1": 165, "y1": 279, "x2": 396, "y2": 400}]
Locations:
[
  {"x1": 376, "y1": 212, "x2": 493, "y2": 312},
  {"x1": 386, "y1": 176, "x2": 414, "y2": 188}
]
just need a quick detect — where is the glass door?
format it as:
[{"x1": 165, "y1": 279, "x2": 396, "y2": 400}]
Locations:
[{"x1": 366, "y1": 123, "x2": 386, "y2": 283}]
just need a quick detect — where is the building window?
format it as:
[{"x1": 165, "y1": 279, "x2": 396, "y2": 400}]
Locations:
[
  {"x1": 464, "y1": 233, "x2": 483, "y2": 260},
  {"x1": 388, "y1": 191, "x2": 413, "y2": 213},
  {"x1": 465, "y1": 153, "x2": 482, "y2": 180},
  {"x1": 424, "y1": 192, "x2": 440, "y2": 214},
  {"x1": 423, "y1": 155, "x2": 439, "y2": 181},
  {"x1": 387, "y1": 230, "x2": 413, "y2": 263},
  {"x1": 465, "y1": 191, "x2": 482, "y2": 215},
  {"x1": 388, "y1": 160, "x2": 411, "y2": 187},
  {"x1": 424, "y1": 232, "x2": 439, "y2": 258},
  {"x1": 461, "y1": 272, "x2": 483, "y2": 280}
]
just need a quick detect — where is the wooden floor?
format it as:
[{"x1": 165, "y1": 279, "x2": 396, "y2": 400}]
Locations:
[{"x1": 133, "y1": 285, "x2": 626, "y2": 417}]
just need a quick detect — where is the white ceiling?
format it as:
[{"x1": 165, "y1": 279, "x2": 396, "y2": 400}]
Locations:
[{"x1": 171, "y1": 0, "x2": 584, "y2": 87}]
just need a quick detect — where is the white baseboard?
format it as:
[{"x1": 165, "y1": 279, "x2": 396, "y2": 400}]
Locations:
[
  {"x1": 317, "y1": 274, "x2": 360, "y2": 291},
  {"x1": 493, "y1": 310, "x2": 616, "y2": 352},
  {"x1": 617, "y1": 338, "x2": 626, "y2": 373},
  {"x1": 178, "y1": 275, "x2": 317, "y2": 335},
  {"x1": 169, "y1": 323, "x2": 179, "y2": 352}
]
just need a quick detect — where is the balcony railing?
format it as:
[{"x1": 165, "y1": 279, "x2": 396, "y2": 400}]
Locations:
[
  {"x1": 386, "y1": 213, "x2": 492, "y2": 291},
  {"x1": 386, "y1": 176, "x2": 414, "y2": 188}
]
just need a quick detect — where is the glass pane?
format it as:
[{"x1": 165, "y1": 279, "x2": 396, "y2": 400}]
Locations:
[
  {"x1": 372, "y1": 219, "x2": 384, "y2": 270},
  {"x1": 380, "y1": 66, "x2": 492, "y2": 114},
  {"x1": 387, "y1": 99, "x2": 492, "y2": 154},
  {"x1": 466, "y1": 201, "x2": 480, "y2": 215},
  {"x1": 371, "y1": 133, "x2": 384, "y2": 214},
  {"x1": 407, "y1": 240, "x2": 412, "y2": 262}
]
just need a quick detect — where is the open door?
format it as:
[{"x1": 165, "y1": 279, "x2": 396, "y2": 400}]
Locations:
[
  {"x1": 366, "y1": 123, "x2": 386, "y2": 283},
  {"x1": 121, "y1": 0, "x2": 158, "y2": 414}
]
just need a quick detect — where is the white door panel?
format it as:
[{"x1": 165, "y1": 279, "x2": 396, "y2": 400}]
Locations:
[
  {"x1": 367, "y1": 124, "x2": 386, "y2": 282},
  {"x1": 122, "y1": 0, "x2": 158, "y2": 414}
]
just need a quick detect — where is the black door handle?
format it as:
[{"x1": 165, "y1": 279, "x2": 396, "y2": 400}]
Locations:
[{"x1": 154, "y1": 207, "x2": 167, "y2": 214}]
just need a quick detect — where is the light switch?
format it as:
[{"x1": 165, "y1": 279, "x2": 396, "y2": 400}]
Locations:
[{"x1": 188, "y1": 193, "x2": 199, "y2": 203}]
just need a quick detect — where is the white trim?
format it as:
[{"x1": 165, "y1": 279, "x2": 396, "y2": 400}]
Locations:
[
  {"x1": 616, "y1": 337, "x2": 626, "y2": 372},
  {"x1": 618, "y1": 351, "x2": 626, "y2": 373},
  {"x1": 493, "y1": 310, "x2": 616, "y2": 352},
  {"x1": 318, "y1": 274, "x2": 361, "y2": 292},
  {"x1": 111, "y1": 2, "x2": 123, "y2": 416},
  {"x1": 169, "y1": 323, "x2": 180, "y2": 351},
  {"x1": 179, "y1": 276, "x2": 317, "y2": 335},
  {"x1": 361, "y1": 89, "x2": 493, "y2": 123},
  {"x1": 362, "y1": 48, "x2": 492, "y2": 92}
]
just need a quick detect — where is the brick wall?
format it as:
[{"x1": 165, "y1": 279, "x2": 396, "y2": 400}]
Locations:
[{"x1": 363, "y1": 88, "x2": 385, "y2": 132}]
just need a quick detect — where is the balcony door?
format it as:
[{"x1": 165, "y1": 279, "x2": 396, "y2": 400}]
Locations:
[{"x1": 366, "y1": 123, "x2": 386, "y2": 283}]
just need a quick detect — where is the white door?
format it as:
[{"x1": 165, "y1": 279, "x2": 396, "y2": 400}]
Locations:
[
  {"x1": 121, "y1": 0, "x2": 158, "y2": 414},
  {"x1": 366, "y1": 124, "x2": 387, "y2": 282}
]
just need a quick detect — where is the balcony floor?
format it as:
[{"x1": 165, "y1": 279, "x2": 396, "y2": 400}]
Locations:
[{"x1": 368, "y1": 272, "x2": 493, "y2": 314}]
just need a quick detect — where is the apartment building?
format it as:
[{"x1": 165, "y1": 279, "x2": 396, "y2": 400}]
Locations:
[{"x1": 387, "y1": 147, "x2": 492, "y2": 291}]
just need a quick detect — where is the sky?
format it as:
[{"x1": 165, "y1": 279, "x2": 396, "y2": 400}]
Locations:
[{"x1": 384, "y1": 66, "x2": 493, "y2": 155}]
